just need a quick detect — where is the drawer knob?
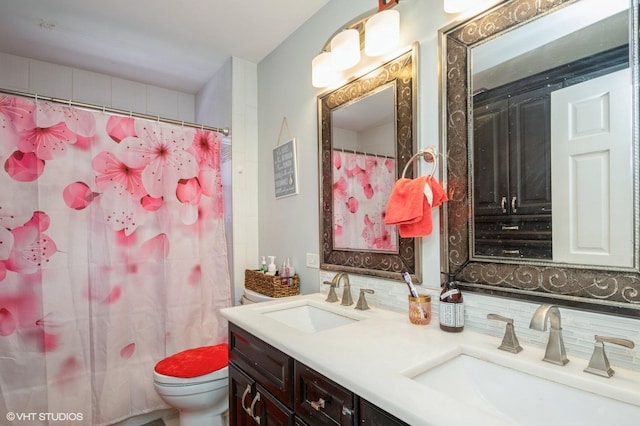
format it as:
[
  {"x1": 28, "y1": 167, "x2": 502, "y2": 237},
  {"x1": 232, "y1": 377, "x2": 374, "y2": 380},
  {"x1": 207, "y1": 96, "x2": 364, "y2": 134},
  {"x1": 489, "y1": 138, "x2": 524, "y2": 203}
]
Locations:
[{"x1": 310, "y1": 397, "x2": 326, "y2": 411}]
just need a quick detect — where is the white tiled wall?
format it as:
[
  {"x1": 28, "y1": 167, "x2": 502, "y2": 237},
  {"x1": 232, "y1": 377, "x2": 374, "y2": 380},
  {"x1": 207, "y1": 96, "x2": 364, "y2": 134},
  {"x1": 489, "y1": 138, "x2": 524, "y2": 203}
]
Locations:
[
  {"x1": 319, "y1": 270, "x2": 640, "y2": 372},
  {"x1": 230, "y1": 57, "x2": 259, "y2": 305},
  {"x1": 0, "y1": 52, "x2": 195, "y2": 122}
]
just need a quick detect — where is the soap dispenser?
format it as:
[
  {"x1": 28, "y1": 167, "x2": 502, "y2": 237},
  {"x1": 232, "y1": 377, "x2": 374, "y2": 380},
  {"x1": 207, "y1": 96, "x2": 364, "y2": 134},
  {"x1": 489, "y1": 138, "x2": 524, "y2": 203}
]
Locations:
[{"x1": 267, "y1": 256, "x2": 277, "y2": 275}]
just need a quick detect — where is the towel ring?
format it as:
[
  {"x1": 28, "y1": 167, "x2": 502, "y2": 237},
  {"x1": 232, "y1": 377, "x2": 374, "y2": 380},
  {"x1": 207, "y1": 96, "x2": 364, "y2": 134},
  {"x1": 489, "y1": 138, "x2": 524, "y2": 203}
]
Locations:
[{"x1": 401, "y1": 146, "x2": 438, "y2": 179}]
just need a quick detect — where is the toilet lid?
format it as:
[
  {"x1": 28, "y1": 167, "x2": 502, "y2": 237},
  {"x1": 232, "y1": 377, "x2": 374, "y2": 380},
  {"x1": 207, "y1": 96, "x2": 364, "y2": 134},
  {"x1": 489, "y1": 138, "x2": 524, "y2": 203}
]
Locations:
[
  {"x1": 154, "y1": 343, "x2": 228, "y2": 379},
  {"x1": 154, "y1": 366, "x2": 228, "y2": 386}
]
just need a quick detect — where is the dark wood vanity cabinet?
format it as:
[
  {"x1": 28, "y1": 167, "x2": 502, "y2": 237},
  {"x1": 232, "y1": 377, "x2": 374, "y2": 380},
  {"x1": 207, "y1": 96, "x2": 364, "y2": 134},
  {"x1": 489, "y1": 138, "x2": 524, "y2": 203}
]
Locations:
[
  {"x1": 473, "y1": 84, "x2": 558, "y2": 260},
  {"x1": 228, "y1": 323, "x2": 408, "y2": 426}
]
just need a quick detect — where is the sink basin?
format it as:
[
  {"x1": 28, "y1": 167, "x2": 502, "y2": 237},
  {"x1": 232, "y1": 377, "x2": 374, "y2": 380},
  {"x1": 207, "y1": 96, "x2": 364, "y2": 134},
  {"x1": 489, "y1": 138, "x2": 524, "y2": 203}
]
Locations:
[
  {"x1": 259, "y1": 301, "x2": 363, "y2": 332},
  {"x1": 409, "y1": 354, "x2": 640, "y2": 425}
]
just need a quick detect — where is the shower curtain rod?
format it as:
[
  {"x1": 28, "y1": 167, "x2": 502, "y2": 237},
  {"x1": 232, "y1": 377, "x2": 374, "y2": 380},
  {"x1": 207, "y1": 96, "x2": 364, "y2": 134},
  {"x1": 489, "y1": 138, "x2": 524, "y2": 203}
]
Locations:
[{"x1": 0, "y1": 88, "x2": 230, "y2": 136}]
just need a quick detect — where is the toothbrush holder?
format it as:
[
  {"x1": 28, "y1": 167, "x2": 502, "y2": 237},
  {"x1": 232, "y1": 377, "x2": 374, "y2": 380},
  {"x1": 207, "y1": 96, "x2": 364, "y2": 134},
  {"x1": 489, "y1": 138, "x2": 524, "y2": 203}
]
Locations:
[{"x1": 408, "y1": 294, "x2": 431, "y2": 325}]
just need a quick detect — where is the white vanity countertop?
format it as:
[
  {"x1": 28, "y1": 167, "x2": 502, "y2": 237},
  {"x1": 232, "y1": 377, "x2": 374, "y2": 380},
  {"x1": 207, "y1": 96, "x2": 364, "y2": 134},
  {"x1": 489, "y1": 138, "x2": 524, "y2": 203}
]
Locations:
[{"x1": 220, "y1": 293, "x2": 640, "y2": 426}]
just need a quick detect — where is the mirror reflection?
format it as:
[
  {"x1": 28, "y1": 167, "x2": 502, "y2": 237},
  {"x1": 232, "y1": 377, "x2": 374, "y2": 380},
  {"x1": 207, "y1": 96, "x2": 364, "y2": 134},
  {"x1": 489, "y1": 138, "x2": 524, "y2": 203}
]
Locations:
[
  {"x1": 331, "y1": 86, "x2": 398, "y2": 253},
  {"x1": 440, "y1": 0, "x2": 640, "y2": 314},
  {"x1": 319, "y1": 46, "x2": 419, "y2": 282},
  {"x1": 470, "y1": 0, "x2": 633, "y2": 266}
]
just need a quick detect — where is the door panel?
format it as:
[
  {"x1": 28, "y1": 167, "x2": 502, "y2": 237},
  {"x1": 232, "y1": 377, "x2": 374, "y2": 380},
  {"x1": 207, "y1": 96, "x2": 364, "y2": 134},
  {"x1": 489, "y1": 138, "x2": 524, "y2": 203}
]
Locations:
[{"x1": 551, "y1": 67, "x2": 633, "y2": 267}]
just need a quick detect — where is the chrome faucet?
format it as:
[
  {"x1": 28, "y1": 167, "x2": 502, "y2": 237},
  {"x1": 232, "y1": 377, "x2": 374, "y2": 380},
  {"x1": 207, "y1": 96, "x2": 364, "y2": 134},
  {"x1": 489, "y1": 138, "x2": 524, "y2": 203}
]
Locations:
[
  {"x1": 337, "y1": 273, "x2": 353, "y2": 306},
  {"x1": 323, "y1": 272, "x2": 353, "y2": 305},
  {"x1": 529, "y1": 304, "x2": 569, "y2": 366}
]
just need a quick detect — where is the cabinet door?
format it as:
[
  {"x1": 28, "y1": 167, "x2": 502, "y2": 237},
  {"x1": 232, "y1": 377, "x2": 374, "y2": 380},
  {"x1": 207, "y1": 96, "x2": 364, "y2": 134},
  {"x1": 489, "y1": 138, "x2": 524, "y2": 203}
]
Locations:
[
  {"x1": 230, "y1": 364, "x2": 257, "y2": 426},
  {"x1": 253, "y1": 383, "x2": 295, "y2": 426},
  {"x1": 359, "y1": 399, "x2": 409, "y2": 426},
  {"x1": 473, "y1": 98, "x2": 509, "y2": 216},
  {"x1": 230, "y1": 364, "x2": 295, "y2": 426},
  {"x1": 508, "y1": 85, "x2": 559, "y2": 215}
]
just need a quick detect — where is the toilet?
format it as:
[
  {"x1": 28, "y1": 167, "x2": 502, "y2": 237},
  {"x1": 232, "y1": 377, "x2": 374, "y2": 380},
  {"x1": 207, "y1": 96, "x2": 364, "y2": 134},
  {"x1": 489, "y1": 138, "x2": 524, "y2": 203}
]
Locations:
[
  {"x1": 241, "y1": 287, "x2": 275, "y2": 304},
  {"x1": 153, "y1": 343, "x2": 229, "y2": 426}
]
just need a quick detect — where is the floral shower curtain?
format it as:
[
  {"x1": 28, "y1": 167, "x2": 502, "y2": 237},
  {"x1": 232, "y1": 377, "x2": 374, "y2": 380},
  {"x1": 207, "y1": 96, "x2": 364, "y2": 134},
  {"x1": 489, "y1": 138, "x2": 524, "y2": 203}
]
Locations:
[
  {"x1": 332, "y1": 150, "x2": 397, "y2": 252},
  {"x1": 0, "y1": 95, "x2": 231, "y2": 425}
]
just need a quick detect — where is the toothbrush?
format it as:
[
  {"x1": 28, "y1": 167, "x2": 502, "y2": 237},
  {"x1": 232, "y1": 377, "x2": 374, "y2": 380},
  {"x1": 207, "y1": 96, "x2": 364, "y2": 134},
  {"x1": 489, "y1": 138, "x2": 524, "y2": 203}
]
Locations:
[
  {"x1": 402, "y1": 272, "x2": 428, "y2": 319},
  {"x1": 402, "y1": 272, "x2": 419, "y2": 298}
]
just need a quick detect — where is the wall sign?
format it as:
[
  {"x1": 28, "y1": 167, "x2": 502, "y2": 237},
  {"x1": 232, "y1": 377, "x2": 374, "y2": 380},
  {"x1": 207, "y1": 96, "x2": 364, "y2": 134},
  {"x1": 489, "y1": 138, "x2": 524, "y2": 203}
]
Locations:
[{"x1": 273, "y1": 138, "x2": 299, "y2": 199}]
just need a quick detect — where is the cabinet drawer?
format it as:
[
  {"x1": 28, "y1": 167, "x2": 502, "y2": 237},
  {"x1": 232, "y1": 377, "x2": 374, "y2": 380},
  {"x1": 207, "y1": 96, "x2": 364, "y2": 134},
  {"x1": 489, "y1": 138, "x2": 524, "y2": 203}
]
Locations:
[
  {"x1": 229, "y1": 323, "x2": 293, "y2": 405},
  {"x1": 474, "y1": 240, "x2": 552, "y2": 259},
  {"x1": 474, "y1": 214, "x2": 551, "y2": 236},
  {"x1": 294, "y1": 361, "x2": 355, "y2": 425}
]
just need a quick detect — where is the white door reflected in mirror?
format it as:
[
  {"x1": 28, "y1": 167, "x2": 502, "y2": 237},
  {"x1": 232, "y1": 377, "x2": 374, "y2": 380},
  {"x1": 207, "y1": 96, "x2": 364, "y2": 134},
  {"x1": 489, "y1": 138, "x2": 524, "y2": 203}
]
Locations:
[{"x1": 551, "y1": 68, "x2": 633, "y2": 267}]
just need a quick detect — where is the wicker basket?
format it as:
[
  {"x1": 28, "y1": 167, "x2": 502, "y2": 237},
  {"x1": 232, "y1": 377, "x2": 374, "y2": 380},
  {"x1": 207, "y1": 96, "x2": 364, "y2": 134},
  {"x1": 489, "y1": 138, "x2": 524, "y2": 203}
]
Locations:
[{"x1": 244, "y1": 269, "x2": 300, "y2": 298}]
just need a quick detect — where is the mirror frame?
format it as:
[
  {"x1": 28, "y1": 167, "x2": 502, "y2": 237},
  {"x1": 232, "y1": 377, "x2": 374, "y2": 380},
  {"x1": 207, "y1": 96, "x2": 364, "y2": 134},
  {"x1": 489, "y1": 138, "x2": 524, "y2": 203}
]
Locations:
[
  {"x1": 439, "y1": 0, "x2": 640, "y2": 316},
  {"x1": 318, "y1": 45, "x2": 421, "y2": 282}
]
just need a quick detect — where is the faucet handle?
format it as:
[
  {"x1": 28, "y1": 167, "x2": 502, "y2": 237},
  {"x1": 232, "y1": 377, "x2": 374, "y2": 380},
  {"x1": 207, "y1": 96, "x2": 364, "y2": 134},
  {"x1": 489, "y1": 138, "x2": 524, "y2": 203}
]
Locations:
[
  {"x1": 323, "y1": 280, "x2": 339, "y2": 303},
  {"x1": 584, "y1": 335, "x2": 635, "y2": 378},
  {"x1": 487, "y1": 313, "x2": 523, "y2": 354},
  {"x1": 355, "y1": 289, "x2": 375, "y2": 310}
]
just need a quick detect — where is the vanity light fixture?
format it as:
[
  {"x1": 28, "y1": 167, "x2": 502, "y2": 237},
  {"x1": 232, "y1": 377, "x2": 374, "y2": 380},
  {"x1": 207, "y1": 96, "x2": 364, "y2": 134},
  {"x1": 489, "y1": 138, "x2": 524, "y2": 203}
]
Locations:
[
  {"x1": 312, "y1": 0, "x2": 401, "y2": 88},
  {"x1": 331, "y1": 29, "x2": 360, "y2": 70},
  {"x1": 364, "y1": 6, "x2": 400, "y2": 56}
]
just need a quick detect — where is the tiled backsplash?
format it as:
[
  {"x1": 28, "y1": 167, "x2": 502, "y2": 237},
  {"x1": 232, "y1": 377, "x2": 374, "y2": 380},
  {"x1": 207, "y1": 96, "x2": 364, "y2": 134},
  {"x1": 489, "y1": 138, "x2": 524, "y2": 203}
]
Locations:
[{"x1": 318, "y1": 271, "x2": 640, "y2": 372}]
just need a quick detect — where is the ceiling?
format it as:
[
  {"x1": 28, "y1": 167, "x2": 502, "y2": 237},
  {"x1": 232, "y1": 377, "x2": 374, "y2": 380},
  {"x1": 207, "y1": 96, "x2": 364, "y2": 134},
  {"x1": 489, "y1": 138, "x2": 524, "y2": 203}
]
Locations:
[{"x1": 0, "y1": 0, "x2": 331, "y2": 94}]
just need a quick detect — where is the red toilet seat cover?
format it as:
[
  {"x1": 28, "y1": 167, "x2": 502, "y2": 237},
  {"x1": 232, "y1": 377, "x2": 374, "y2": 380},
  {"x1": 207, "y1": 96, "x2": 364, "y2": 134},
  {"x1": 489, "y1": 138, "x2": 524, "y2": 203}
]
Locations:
[{"x1": 154, "y1": 343, "x2": 229, "y2": 378}]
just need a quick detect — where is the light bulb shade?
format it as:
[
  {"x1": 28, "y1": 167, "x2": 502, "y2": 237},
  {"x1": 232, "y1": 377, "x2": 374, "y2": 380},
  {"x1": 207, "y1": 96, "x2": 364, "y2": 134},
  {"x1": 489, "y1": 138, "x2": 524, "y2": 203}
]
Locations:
[
  {"x1": 443, "y1": 0, "x2": 476, "y2": 13},
  {"x1": 312, "y1": 52, "x2": 340, "y2": 88},
  {"x1": 331, "y1": 29, "x2": 360, "y2": 70},
  {"x1": 364, "y1": 9, "x2": 400, "y2": 57}
]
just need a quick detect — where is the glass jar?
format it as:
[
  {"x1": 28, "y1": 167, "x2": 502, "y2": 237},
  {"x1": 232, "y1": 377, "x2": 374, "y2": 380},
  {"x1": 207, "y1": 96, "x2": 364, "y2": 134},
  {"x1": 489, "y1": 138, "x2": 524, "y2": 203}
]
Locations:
[{"x1": 408, "y1": 294, "x2": 431, "y2": 325}]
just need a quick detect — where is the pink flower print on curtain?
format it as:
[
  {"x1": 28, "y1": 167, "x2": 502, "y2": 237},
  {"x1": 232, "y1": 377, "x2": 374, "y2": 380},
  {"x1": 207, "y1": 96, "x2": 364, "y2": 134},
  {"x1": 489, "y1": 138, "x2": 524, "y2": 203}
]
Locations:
[
  {"x1": 118, "y1": 120, "x2": 198, "y2": 199},
  {"x1": 332, "y1": 150, "x2": 397, "y2": 252},
  {"x1": 0, "y1": 95, "x2": 231, "y2": 425}
]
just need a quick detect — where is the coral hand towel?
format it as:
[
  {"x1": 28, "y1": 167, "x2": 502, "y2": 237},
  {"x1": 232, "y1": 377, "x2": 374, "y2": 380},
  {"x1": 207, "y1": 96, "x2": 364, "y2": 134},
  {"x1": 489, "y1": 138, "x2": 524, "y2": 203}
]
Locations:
[
  {"x1": 398, "y1": 177, "x2": 448, "y2": 237},
  {"x1": 384, "y1": 176, "x2": 430, "y2": 226}
]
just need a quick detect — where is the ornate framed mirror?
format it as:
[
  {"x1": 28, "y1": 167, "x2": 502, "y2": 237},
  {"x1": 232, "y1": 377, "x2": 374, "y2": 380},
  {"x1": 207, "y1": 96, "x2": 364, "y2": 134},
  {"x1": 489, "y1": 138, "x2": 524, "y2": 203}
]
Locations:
[
  {"x1": 440, "y1": 0, "x2": 640, "y2": 316},
  {"x1": 318, "y1": 45, "x2": 420, "y2": 282}
]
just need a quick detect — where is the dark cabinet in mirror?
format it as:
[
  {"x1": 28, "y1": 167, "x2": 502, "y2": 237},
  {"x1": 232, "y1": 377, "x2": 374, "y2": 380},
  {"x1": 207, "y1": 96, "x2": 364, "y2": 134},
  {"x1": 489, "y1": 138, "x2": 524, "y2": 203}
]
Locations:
[
  {"x1": 440, "y1": 0, "x2": 640, "y2": 315},
  {"x1": 318, "y1": 45, "x2": 420, "y2": 282}
]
